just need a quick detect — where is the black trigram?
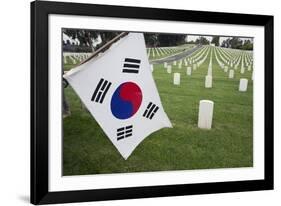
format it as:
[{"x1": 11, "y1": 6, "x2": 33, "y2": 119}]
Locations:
[
  {"x1": 91, "y1": 78, "x2": 112, "y2": 103},
  {"x1": 122, "y1": 58, "x2": 141, "y2": 73},
  {"x1": 143, "y1": 102, "x2": 159, "y2": 119},
  {"x1": 117, "y1": 125, "x2": 133, "y2": 141}
]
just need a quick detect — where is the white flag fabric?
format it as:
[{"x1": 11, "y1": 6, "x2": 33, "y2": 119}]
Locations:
[{"x1": 64, "y1": 33, "x2": 172, "y2": 159}]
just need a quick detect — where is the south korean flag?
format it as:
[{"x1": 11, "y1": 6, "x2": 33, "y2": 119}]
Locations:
[{"x1": 64, "y1": 33, "x2": 172, "y2": 159}]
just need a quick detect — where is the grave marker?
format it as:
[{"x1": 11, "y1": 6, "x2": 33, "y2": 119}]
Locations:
[
  {"x1": 229, "y1": 69, "x2": 234, "y2": 78},
  {"x1": 193, "y1": 64, "x2": 197, "y2": 70},
  {"x1": 167, "y1": 65, "x2": 172, "y2": 74},
  {"x1": 186, "y1": 67, "x2": 192, "y2": 76},
  {"x1": 173, "y1": 73, "x2": 181, "y2": 85},
  {"x1": 150, "y1": 64, "x2": 154, "y2": 72},
  {"x1": 205, "y1": 75, "x2": 212, "y2": 88},
  {"x1": 239, "y1": 78, "x2": 248, "y2": 92},
  {"x1": 198, "y1": 100, "x2": 214, "y2": 129}
]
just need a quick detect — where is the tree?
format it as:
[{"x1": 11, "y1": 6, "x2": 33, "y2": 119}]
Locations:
[
  {"x1": 196, "y1": 36, "x2": 210, "y2": 45},
  {"x1": 221, "y1": 38, "x2": 231, "y2": 48},
  {"x1": 157, "y1": 34, "x2": 187, "y2": 46},
  {"x1": 96, "y1": 31, "x2": 121, "y2": 49},
  {"x1": 144, "y1": 34, "x2": 158, "y2": 47},
  {"x1": 62, "y1": 29, "x2": 121, "y2": 51},
  {"x1": 229, "y1": 37, "x2": 243, "y2": 49},
  {"x1": 241, "y1": 39, "x2": 253, "y2": 50},
  {"x1": 211, "y1": 36, "x2": 220, "y2": 46},
  {"x1": 187, "y1": 40, "x2": 195, "y2": 44},
  {"x1": 144, "y1": 33, "x2": 187, "y2": 47}
]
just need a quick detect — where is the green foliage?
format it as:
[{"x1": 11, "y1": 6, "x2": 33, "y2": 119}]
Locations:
[
  {"x1": 186, "y1": 40, "x2": 195, "y2": 44},
  {"x1": 241, "y1": 40, "x2": 253, "y2": 50},
  {"x1": 195, "y1": 36, "x2": 210, "y2": 45},
  {"x1": 144, "y1": 33, "x2": 187, "y2": 47},
  {"x1": 95, "y1": 31, "x2": 121, "y2": 50},
  {"x1": 211, "y1": 36, "x2": 220, "y2": 46},
  {"x1": 221, "y1": 38, "x2": 230, "y2": 48},
  {"x1": 230, "y1": 37, "x2": 243, "y2": 49},
  {"x1": 63, "y1": 29, "x2": 120, "y2": 50},
  {"x1": 144, "y1": 33, "x2": 158, "y2": 47},
  {"x1": 221, "y1": 37, "x2": 253, "y2": 50},
  {"x1": 63, "y1": 30, "x2": 253, "y2": 52}
]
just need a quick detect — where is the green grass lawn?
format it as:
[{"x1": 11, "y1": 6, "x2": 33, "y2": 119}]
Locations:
[{"x1": 63, "y1": 47, "x2": 253, "y2": 176}]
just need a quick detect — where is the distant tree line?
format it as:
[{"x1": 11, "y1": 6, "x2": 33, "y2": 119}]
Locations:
[
  {"x1": 63, "y1": 29, "x2": 253, "y2": 52},
  {"x1": 144, "y1": 33, "x2": 187, "y2": 47},
  {"x1": 221, "y1": 37, "x2": 253, "y2": 50},
  {"x1": 187, "y1": 36, "x2": 253, "y2": 50},
  {"x1": 186, "y1": 36, "x2": 213, "y2": 45},
  {"x1": 62, "y1": 28, "x2": 120, "y2": 52},
  {"x1": 63, "y1": 29, "x2": 187, "y2": 51},
  {"x1": 211, "y1": 36, "x2": 220, "y2": 46}
]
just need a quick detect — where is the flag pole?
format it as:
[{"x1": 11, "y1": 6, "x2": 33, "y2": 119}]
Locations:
[{"x1": 76, "y1": 32, "x2": 130, "y2": 67}]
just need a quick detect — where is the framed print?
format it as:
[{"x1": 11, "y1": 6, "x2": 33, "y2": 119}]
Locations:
[{"x1": 31, "y1": 0, "x2": 274, "y2": 204}]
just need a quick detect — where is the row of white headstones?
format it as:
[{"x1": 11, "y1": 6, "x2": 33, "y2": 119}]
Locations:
[
  {"x1": 63, "y1": 52, "x2": 92, "y2": 65},
  {"x1": 147, "y1": 47, "x2": 178, "y2": 58},
  {"x1": 63, "y1": 46, "x2": 187, "y2": 64},
  {"x1": 146, "y1": 45, "x2": 193, "y2": 58},
  {"x1": 150, "y1": 45, "x2": 253, "y2": 129},
  {"x1": 150, "y1": 46, "x2": 253, "y2": 90}
]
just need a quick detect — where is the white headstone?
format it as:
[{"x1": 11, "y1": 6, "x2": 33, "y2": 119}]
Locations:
[
  {"x1": 241, "y1": 66, "x2": 245, "y2": 74},
  {"x1": 198, "y1": 100, "x2": 214, "y2": 129},
  {"x1": 224, "y1": 66, "x2": 228, "y2": 72},
  {"x1": 193, "y1": 64, "x2": 197, "y2": 70},
  {"x1": 167, "y1": 65, "x2": 172, "y2": 74},
  {"x1": 208, "y1": 66, "x2": 212, "y2": 76},
  {"x1": 205, "y1": 75, "x2": 212, "y2": 88},
  {"x1": 186, "y1": 67, "x2": 192, "y2": 76},
  {"x1": 229, "y1": 69, "x2": 234, "y2": 78},
  {"x1": 173, "y1": 73, "x2": 181, "y2": 85},
  {"x1": 64, "y1": 56, "x2": 67, "y2": 64},
  {"x1": 239, "y1": 78, "x2": 248, "y2": 92},
  {"x1": 247, "y1": 65, "x2": 251, "y2": 71},
  {"x1": 164, "y1": 62, "x2": 168, "y2": 68},
  {"x1": 150, "y1": 64, "x2": 154, "y2": 72},
  {"x1": 173, "y1": 61, "x2": 177, "y2": 66}
]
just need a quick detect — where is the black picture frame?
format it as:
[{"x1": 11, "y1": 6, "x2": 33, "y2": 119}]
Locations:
[{"x1": 31, "y1": 0, "x2": 274, "y2": 204}]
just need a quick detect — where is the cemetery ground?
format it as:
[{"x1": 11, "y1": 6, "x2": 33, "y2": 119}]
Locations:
[{"x1": 63, "y1": 46, "x2": 253, "y2": 176}]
